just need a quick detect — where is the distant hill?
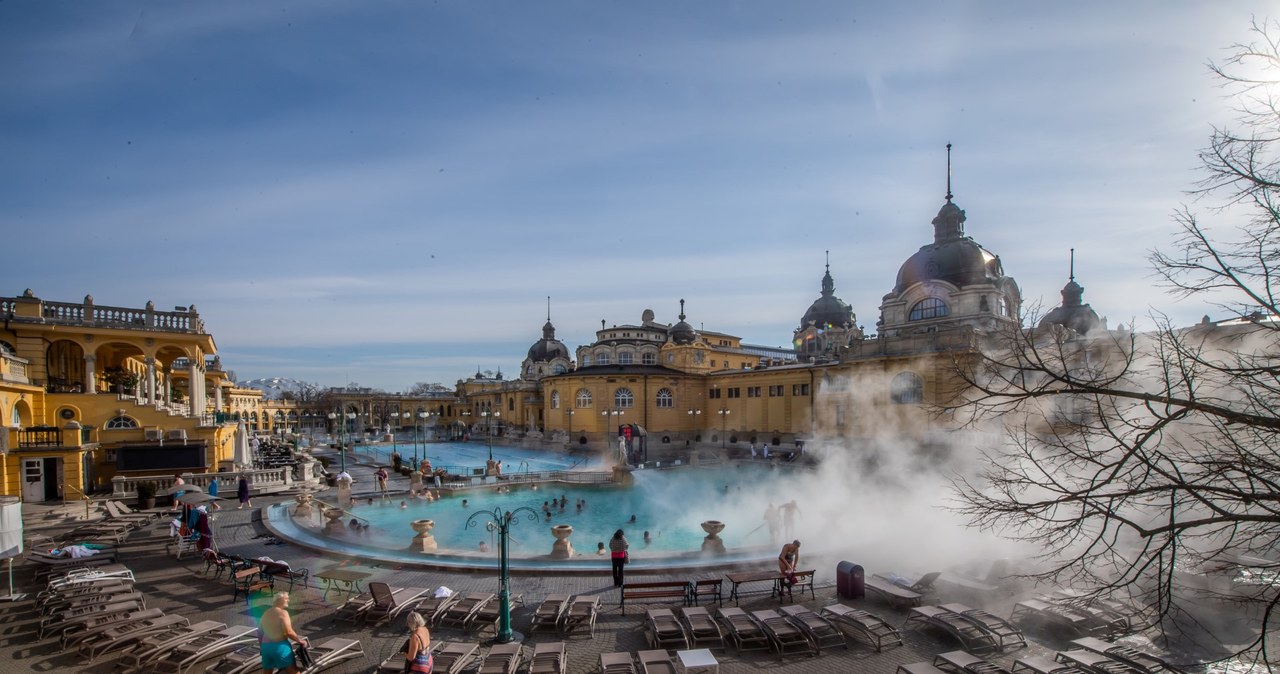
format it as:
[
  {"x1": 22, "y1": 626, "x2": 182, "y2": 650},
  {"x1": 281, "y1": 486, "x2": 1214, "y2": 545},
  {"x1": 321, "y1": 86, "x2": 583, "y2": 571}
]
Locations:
[{"x1": 237, "y1": 377, "x2": 312, "y2": 400}]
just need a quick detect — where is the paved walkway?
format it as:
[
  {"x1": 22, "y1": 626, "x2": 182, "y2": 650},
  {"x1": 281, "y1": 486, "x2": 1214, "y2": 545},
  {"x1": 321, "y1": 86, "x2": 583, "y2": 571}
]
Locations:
[{"x1": 7, "y1": 460, "x2": 1191, "y2": 674}]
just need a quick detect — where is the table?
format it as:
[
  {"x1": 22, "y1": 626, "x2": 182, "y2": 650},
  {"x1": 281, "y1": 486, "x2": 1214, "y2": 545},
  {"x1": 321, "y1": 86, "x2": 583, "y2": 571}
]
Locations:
[
  {"x1": 725, "y1": 570, "x2": 783, "y2": 605},
  {"x1": 315, "y1": 568, "x2": 371, "y2": 601},
  {"x1": 676, "y1": 648, "x2": 719, "y2": 674}
]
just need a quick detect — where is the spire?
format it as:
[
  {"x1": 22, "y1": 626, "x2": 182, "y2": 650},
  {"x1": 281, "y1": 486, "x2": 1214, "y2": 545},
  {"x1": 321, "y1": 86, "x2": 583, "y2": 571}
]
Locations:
[
  {"x1": 932, "y1": 144, "x2": 966, "y2": 241},
  {"x1": 820, "y1": 252, "x2": 835, "y2": 297},
  {"x1": 546, "y1": 295, "x2": 551, "y2": 322},
  {"x1": 1061, "y1": 249, "x2": 1084, "y2": 307},
  {"x1": 679, "y1": 298, "x2": 686, "y2": 322},
  {"x1": 1069, "y1": 248, "x2": 1076, "y2": 282},
  {"x1": 945, "y1": 142, "x2": 953, "y2": 203}
]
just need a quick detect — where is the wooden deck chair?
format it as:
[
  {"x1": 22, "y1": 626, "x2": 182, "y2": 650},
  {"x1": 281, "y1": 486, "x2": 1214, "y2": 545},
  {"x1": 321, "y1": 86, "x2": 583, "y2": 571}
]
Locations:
[
  {"x1": 715, "y1": 606, "x2": 770, "y2": 654},
  {"x1": 904, "y1": 605, "x2": 999, "y2": 655},
  {"x1": 365, "y1": 583, "x2": 429, "y2": 626},
  {"x1": 933, "y1": 649, "x2": 1013, "y2": 674},
  {"x1": 1012, "y1": 654, "x2": 1089, "y2": 674},
  {"x1": 530, "y1": 593, "x2": 570, "y2": 634},
  {"x1": 414, "y1": 590, "x2": 462, "y2": 627},
  {"x1": 529, "y1": 641, "x2": 567, "y2": 674},
  {"x1": 148, "y1": 624, "x2": 258, "y2": 674},
  {"x1": 558, "y1": 594, "x2": 601, "y2": 637},
  {"x1": 778, "y1": 604, "x2": 847, "y2": 652},
  {"x1": 820, "y1": 603, "x2": 903, "y2": 651},
  {"x1": 58, "y1": 607, "x2": 166, "y2": 649},
  {"x1": 645, "y1": 608, "x2": 690, "y2": 650},
  {"x1": 600, "y1": 651, "x2": 637, "y2": 674},
  {"x1": 438, "y1": 592, "x2": 495, "y2": 629},
  {"x1": 677, "y1": 606, "x2": 724, "y2": 650},
  {"x1": 751, "y1": 608, "x2": 819, "y2": 659},
  {"x1": 1069, "y1": 637, "x2": 1185, "y2": 674},
  {"x1": 431, "y1": 641, "x2": 480, "y2": 674},
  {"x1": 69, "y1": 613, "x2": 189, "y2": 657},
  {"x1": 477, "y1": 641, "x2": 523, "y2": 674},
  {"x1": 1055, "y1": 649, "x2": 1146, "y2": 674},
  {"x1": 939, "y1": 603, "x2": 1028, "y2": 652},
  {"x1": 1010, "y1": 599, "x2": 1108, "y2": 638},
  {"x1": 637, "y1": 650, "x2": 678, "y2": 674},
  {"x1": 109, "y1": 619, "x2": 225, "y2": 668}
]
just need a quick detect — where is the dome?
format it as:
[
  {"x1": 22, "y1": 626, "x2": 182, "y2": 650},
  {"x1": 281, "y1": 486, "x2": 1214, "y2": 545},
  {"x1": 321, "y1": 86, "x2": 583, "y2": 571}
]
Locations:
[
  {"x1": 1039, "y1": 278, "x2": 1103, "y2": 336},
  {"x1": 894, "y1": 199, "x2": 1005, "y2": 293},
  {"x1": 800, "y1": 266, "x2": 854, "y2": 329},
  {"x1": 668, "y1": 299, "x2": 698, "y2": 345},
  {"x1": 526, "y1": 319, "x2": 569, "y2": 361}
]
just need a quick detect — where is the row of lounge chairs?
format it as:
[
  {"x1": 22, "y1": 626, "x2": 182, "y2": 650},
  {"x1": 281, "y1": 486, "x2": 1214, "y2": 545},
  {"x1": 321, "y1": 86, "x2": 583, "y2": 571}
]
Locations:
[
  {"x1": 373, "y1": 640, "x2": 543, "y2": 674},
  {"x1": 904, "y1": 604, "x2": 1028, "y2": 655},
  {"x1": 599, "y1": 649, "x2": 682, "y2": 674},
  {"x1": 897, "y1": 635, "x2": 1182, "y2": 674},
  {"x1": 528, "y1": 594, "x2": 602, "y2": 637}
]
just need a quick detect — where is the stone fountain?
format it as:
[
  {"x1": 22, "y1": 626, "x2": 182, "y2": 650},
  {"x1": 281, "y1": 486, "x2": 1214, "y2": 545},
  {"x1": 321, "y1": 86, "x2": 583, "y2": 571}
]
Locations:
[
  {"x1": 411, "y1": 519, "x2": 438, "y2": 552},
  {"x1": 700, "y1": 520, "x2": 726, "y2": 555},
  {"x1": 550, "y1": 524, "x2": 575, "y2": 559}
]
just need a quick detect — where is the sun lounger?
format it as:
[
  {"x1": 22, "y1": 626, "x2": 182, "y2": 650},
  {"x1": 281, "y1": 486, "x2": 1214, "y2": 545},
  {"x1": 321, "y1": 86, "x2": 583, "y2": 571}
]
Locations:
[
  {"x1": 466, "y1": 593, "x2": 521, "y2": 635},
  {"x1": 106, "y1": 500, "x2": 160, "y2": 524},
  {"x1": 637, "y1": 649, "x2": 678, "y2": 674},
  {"x1": 438, "y1": 592, "x2": 496, "y2": 629},
  {"x1": 530, "y1": 593, "x2": 570, "y2": 634},
  {"x1": 57, "y1": 607, "x2": 166, "y2": 649},
  {"x1": 148, "y1": 624, "x2": 258, "y2": 674},
  {"x1": 1069, "y1": 637, "x2": 1185, "y2": 674},
  {"x1": 878, "y1": 571, "x2": 941, "y2": 594},
  {"x1": 1012, "y1": 654, "x2": 1089, "y2": 674},
  {"x1": 333, "y1": 590, "x2": 376, "y2": 623},
  {"x1": 645, "y1": 608, "x2": 690, "y2": 650},
  {"x1": 1055, "y1": 649, "x2": 1146, "y2": 674},
  {"x1": 939, "y1": 603, "x2": 1027, "y2": 652},
  {"x1": 41, "y1": 585, "x2": 143, "y2": 616},
  {"x1": 529, "y1": 640, "x2": 567, "y2": 674},
  {"x1": 716, "y1": 606, "x2": 770, "y2": 654},
  {"x1": 899, "y1": 663, "x2": 950, "y2": 674},
  {"x1": 677, "y1": 606, "x2": 724, "y2": 650},
  {"x1": 778, "y1": 604, "x2": 847, "y2": 652},
  {"x1": 374, "y1": 638, "x2": 412, "y2": 674},
  {"x1": 477, "y1": 641, "x2": 523, "y2": 674},
  {"x1": 751, "y1": 608, "x2": 818, "y2": 659},
  {"x1": 106, "y1": 618, "x2": 225, "y2": 666},
  {"x1": 904, "y1": 605, "x2": 999, "y2": 655},
  {"x1": 365, "y1": 583, "x2": 430, "y2": 626},
  {"x1": 208, "y1": 635, "x2": 363, "y2": 674},
  {"x1": 820, "y1": 603, "x2": 904, "y2": 651},
  {"x1": 80, "y1": 614, "x2": 202, "y2": 661},
  {"x1": 934, "y1": 649, "x2": 1013, "y2": 674},
  {"x1": 601, "y1": 651, "x2": 637, "y2": 674},
  {"x1": 865, "y1": 575, "x2": 925, "y2": 607},
  {"x1": 432, "y1": 641, "x2": 481, "y2": 674},
  {"x1": 1048, "y1": 597, "x2": 1132, "y2": 637},
  {"x1": 415, "y1": 590, "x2": 462, "y2": 627},
  {"x1": 70, "y1": 613, "x2": 189, "y2": 656},
  {"x1": 39, "y1": 596, "x2": 147, "y2": 639},
  {"x1": 559, "y1": 594, "x2": 601, "y2": 637},
  {"x1": 40, "y1": 576, "x2": 134, "y2": 604},
  {"x1": 1010, "y1": 599, "x2": 1111, "y2": 638},
  {"x1": 43, "y1": 564, "x2": 134, "y2": 591}
]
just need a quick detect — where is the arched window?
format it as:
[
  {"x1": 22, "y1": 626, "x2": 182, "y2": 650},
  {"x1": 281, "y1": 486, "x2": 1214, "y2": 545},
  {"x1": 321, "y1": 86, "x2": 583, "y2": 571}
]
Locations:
[
  {"x1": 614, "y1": 388, "x2": 634, "y2": 408},
  {"x1": 552, "y1": 364, "x2": 567, "y2": 375},
  {"x1": 655, "y1": 388, "x2": 673, "y2": 408},
  {"x1": 891, "y1": 372, "x2": 924, "y2": 404},
  {"x1": 105, "y1": 415, "x2": 139, "y2": 429},
  {"x1": 576, "y1": 389, "x2": 593, "y2": 408},
  {"x1": 908, "y1": 297, "x2": 949, "y2": 321},
  {"x1": 550, "y1": 391, "x2": 560, "y2": 409}
]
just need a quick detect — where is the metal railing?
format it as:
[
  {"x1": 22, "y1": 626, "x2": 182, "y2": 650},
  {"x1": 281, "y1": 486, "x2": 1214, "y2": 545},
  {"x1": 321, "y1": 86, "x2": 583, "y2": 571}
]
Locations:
[{"x1": 61, "y1": 483, "x2": 93, "y2": 520}]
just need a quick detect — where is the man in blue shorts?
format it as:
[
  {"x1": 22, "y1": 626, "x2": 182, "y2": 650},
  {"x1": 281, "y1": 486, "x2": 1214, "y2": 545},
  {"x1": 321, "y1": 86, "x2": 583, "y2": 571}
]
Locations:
[{"x1": 260, "y1": 592, "x2": 308, "y2": 673}]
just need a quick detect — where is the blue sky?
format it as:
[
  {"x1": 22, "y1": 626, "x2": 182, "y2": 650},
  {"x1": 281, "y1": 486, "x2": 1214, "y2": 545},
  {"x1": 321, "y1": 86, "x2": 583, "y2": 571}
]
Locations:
[{"x1": 1, "y1": 2, "x2": 1268, "y2": 391}]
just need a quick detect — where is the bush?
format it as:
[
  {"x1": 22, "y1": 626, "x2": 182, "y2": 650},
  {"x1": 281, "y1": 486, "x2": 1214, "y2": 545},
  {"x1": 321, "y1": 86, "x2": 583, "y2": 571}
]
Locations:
[{"x1": 135, "y1": 481, "x2": 157, "y2": 499}]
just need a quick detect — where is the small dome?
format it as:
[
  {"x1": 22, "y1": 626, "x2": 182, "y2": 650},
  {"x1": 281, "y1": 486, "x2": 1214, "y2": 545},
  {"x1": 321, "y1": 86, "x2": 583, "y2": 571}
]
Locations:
[
  {"x1": 1039, "y1": 278, "x2": 1103, "y2": 335},
  {"x1": 526, "y1": 320, "x2": 569, "y2": 361},
  {"x1": 800, "y1": 266, "x2": 854, "y2": 329},
  {"x1": 894, "y1": 199, "x2": 1004, "y2": 292},
  {"x1": 668, "y1": 299, "x2": 698, "y2": 345}
]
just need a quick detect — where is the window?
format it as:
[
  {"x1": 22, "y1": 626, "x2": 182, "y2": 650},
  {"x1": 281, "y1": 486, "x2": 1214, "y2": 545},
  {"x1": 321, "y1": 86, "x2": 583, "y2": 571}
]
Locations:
[
  {"x1": 581, "y1": 355, "x2": 592, "y2": 367},
  {"x1": 105, "y1": 415, "x2": 138, "y2": 429},
  {"x1": 656, "y1": 388, "x2": 673, "y2": 408},
  {"x1": 710, "y1": 360, "x2": 716, "y2": 367},
  {"x1": 769, "y1": 385, "x2": 784, "y2": 397},
  {"x1": 576, "y1": 389, "x2": 593, "y2": 408},
  {"x1": 641, "y1": 353, "x2": 656, "y2": 365},
  {"x1": 709, "y1": 388, "x2": 722, "y2": 399},
  {"x1": 508, "y1": 397, "x2": 515, "y2": 411},
  {"x1": 597, "y1": 353, "x2": 611, "y2": 366},
  {"x1": 747, "y1": 386, "x2": 761, "y2": 398},
  {"x1": 908, "y1": 297, "x2": 949, "y2": 321},
  {"x1": 891, "y1": 372, "x2": 924, "y2": 404},
  {"x1": 727, "y1": 387, "x2": 741, "y2": 399},
  {"x1": 998, "y1": 295, "x2": 1010, "y2": 317},
  {"x1": 836, "y1": 403, "x2": 846, "y2": 426},
  {"x1": 552, "y1": 364, "x2": 567, "y2": 375},
  {"x1": 618, "y1": 352, "x2": 633, "y2": 365},
  {"x1": 550, "y1": 391, "x2": 560, "y2": 409},
  {"x1": 792, "y1": 383, "x2": 810, "y2": 396},
  {"x1": 614, "y1": 387, "x2": 635, "y2": 408}
]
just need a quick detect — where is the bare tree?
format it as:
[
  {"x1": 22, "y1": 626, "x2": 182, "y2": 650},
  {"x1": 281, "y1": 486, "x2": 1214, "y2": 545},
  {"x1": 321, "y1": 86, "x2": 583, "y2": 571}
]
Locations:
[{"x1": 950, "y1": 20, "x2": 1280, "y2": 669}]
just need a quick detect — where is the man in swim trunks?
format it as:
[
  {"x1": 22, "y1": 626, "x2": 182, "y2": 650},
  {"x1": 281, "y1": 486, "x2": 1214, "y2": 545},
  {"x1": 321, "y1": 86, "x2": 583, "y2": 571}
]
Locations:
[{"x1": 259, "y1": 592, "x2": 308, "y2": 674}]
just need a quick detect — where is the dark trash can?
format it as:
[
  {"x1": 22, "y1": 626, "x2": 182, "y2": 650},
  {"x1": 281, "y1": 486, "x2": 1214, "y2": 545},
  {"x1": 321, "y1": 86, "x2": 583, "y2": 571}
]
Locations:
[{"x1": 837, "y1": 561, "x2": 864, "y2": 600}]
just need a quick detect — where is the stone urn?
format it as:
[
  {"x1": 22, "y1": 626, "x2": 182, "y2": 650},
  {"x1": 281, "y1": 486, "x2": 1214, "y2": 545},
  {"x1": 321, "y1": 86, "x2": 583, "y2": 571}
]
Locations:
[
  {"x1": 700, "y1": 520, "x2": 726, "y2": 555},
  {"x1": 550, "y1": 524, "x2": 575, "y2": 559},
  {"x1": 322, "y1": 507, "x2": 345, "y2": 535},
  {"x1": 411, "y1": 519, "x2": 438, "y2": 553},
  {"x1": 294, "y1": 493, "x2": 314, "y2": 519}
]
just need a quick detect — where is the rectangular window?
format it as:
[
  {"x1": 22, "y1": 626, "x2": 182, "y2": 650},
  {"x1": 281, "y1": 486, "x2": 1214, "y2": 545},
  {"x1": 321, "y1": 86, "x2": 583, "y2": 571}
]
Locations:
[
  {"x1": 709, "y1": 389, "x2": 721, "y2": 399},
  {"x1": 747, "y1": 386, "x2": 761, "y2": 398},
  {"x1": 642, "y1": 353, "x2": 656, "y2": 365},
  {"x1": 769, "y1": 385, "x2": 784, "y2": 397},
  {"x1": 792, "y1": 383, "x2": 810, "y2": 396},
  {"x1": 727, "y1": 388, "x2": 741, "y2": 399},
  {"x1": 711, "y1": 360, "x2": 716, "y2": 367},
  {"x1": 618, "y1": 353, "x2": 633, "y2": 365}
]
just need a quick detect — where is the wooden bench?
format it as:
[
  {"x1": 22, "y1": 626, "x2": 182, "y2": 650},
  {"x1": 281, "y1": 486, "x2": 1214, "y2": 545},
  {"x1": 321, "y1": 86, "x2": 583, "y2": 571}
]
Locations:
[
  {"x1": 232, "y1": 568, "x2": 273, "y2": 604},
  {"x1": 620, "y1": 581, "x2": 690, "y2": 614},
  {"x1": 689, "y1": 578, "x2": 723, "y2": 606}
]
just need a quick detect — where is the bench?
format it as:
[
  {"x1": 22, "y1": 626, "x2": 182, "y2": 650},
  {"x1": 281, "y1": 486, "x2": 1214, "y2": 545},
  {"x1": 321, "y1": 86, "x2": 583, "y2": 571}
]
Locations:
[
  {"x1": 620, "y1": 581, "x2": 690, "y2": 614},
  {"x1": 232, "y1": 568, "x2": 273, "y2": 604},
  {"x1": 689, "y1": 578, "x2": 723, "y2": 606}
]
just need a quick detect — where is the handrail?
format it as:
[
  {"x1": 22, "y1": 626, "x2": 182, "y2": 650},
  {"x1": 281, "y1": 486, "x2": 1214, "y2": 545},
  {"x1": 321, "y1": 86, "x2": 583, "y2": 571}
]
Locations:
[
  {"x1": 309, "y1": 497, "x2": 369, "y2": 524},
  {"x1": 61, "y1": 483, "x2": 92, "y2": 520}
]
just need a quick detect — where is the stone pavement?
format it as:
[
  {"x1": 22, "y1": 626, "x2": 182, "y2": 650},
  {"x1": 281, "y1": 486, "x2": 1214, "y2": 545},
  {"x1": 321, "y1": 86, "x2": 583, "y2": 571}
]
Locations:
[{"x1": 5, "y1": 460, "x2": 1187, "y2": 674}]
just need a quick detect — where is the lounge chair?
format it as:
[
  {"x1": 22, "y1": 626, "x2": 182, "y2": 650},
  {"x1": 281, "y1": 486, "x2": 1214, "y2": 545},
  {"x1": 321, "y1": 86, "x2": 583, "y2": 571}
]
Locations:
[
  {"x1": 148, "y1": 624, "x2": 258, "y2": 674},
  {"x1": 365, "y1": 582, "x2": 430, "y2": 626},
  {"x1": 751, "y1": 608, "x2": 818, "y2": 659},
  {"x1": 903, "y1": 605, "x2": 999, "y2": 656},
  {"x1": 637, "y1": 649, "x2": 678, "y2": 674},
  {"x1": 106, "y1": 500, "x2": 160, "y2": 524},
  {"x1": 559, "y1": 594, "x2": 601, "y2": 637},
  {"x1": 373, "y1": 638, "x2": 412, "y2": 674},
  {"x1": 1012, "y1": 654, "x2": 1089, "y2": 674},
  {"x1": 715, "y1": 606, "x2": 770, "y2": 654},
  {"x1": 333, "y1": 589, "x2": 376, "y2": 624},
  {"x1": 39, "y1": 577, "x2": 135, "y2": 605},
  {"x1": 878, "y1": 571, "x2": 941, "y2": 595},
  {"x1": 43, "y1": 564, "x2": 134, "y2": 591},
  {"x1": 898, "y1": 664, "x2": 950, "y2": 674},
  {"x1": 1069, "y1": 637, "x2": 1186, "y2": 674},
  {"x1": 57, "y1": 608, "x2": 166, "y2": 650},
  {"x1": 820, "y1": 603, "x2": 904, "y2": 651},
  {"x1": 600, "y1": 651, "x2": 637, "y2": 674},
  {"x1": 477, "y1": 642, "x2": 523, "y2": 674},
  {"x1": 41, "y1": 585, "x2": 143, "y2": 617},
  {"x1": 677, "y1": 606, "x2": 724, "y2": 650},
  {"x1": 68, "y1": 613, "x2": 189, "y2": 657},
  {"x1": 39, "y1": 596, "x2": 148, "y2": 639},
  {"x1": 431, "y1": 641, "x2": 481, "y2": 674},
  {"x1": 864, "y1": 575, "x2": 925, "y2": 608},
  {"x1": 80, "y1": 614, "x2": 206, "y2": 662},
  {"x1": 939, "y1": 603, "x2": 1028, "y2": 652},
  {"x1": 1048, "y1": 597, "x2": 1132, "y2": 637},
  {"x1": 438, "y1": 592, "x2": 496, "y2": 629},
  {"x1": 1055, "y1": 649, "x2": 1146, "y2": 674},
  {"x1": 1010, "y1": 599, "x2": 1111, "y2": 638},
  {"x1": 108, "y1": 618, "x2": 226, "y2": 667},
  {"x1": 778, "y1": 604, "x2": 847, "y2": 652},
  {"x1": 933, "y1": 649, "x2": 1013, "y2": 674},
  {"x1": 207, "y1": 636, "x2": 363, "y2": 674},
  {"x1": 530, "y1": 593, "x2": 570, "y2": 634},
  {"x1": 645, "y1": 608, "x2": 690, "y2": 650},
  {"x1": 466, "y1": 593, "x2": 522, "y2": 635},
  {"x1": 529, "y1": 641, "x2": 567, "y2": 674},
  {"x1": 415, "y1": 590, "x2": 462, "y2": 627}
]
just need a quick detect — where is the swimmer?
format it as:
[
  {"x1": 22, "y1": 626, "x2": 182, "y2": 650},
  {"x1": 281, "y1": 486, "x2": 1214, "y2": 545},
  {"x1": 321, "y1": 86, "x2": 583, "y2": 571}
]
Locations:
[
  {"x1": 596, "y1": 541, "x2": 606, "y2": 556},
  {"x1": 400, "y1": 501, "x2": 407, "y2": 509},
  {"x1": 643, "y1": 530, "x2": 651, "y2": 543},
  {"x1": 367, "y1": 498, "x2": 374, "y2": 506},
  {"x1": 479, "y1": 541, "x2": 489, "y2": 552},
  {"x1": 628, "y1": 514, "x2": 637, "y2": 523},
  {"x1": 545, "y1": 511, "x2": 552, "y2": 520},
  {"x1": 461, "y1": 499, "x2": 469, "y2": 507}
]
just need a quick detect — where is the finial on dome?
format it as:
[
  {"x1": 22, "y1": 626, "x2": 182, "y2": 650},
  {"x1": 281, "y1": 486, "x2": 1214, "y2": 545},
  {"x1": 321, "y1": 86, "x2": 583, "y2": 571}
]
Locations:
[
  {"x1": 945, "y1": 143, "x2": 953, "y2": 203},
  {"x1": 679, "y1": 298, "x2": 686, "y2": 321},
  {"x1": 1069, "y1": 248, "x2": 1075, "y2": 283},
  {"x1": 546, "y1": 296, "x2": 551, "y2": 322},
  {"x1": 825, "y1": 250, "x2": 830, "y2": 273}
]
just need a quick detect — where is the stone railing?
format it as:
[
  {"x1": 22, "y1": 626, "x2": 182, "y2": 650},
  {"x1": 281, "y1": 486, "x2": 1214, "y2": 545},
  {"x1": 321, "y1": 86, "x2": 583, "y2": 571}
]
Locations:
[
  {"x1": 110, "y1": 462, "x2": 322, "y2": 499},
  {"x1": 2, "y1": 293, "x2": 206, "y2": 334},
  {"x1": 0, "y1": 351, "x2": 29, "y2": 384}
]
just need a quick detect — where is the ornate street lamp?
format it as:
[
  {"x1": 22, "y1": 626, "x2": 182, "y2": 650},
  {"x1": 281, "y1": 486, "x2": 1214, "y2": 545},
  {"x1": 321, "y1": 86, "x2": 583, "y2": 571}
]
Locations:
[
  {"x1": 466, "y1": 506, "x2": 539, "y2": 644},
  {"x1": 327, "y1": 410, "x2": 356, "y2": 473},
  {"x1": 565, "y1": 409, "x2": 574, "y2": 448},
  {"x1": 717, "y1": 408, "x2": 731, "y2": 449},
  {"x1": 481, "y1": 409, "x2": 500, "y2": 461},
  {"x1": 602, "y1": 408, "x2": 624, "y2": 463}
]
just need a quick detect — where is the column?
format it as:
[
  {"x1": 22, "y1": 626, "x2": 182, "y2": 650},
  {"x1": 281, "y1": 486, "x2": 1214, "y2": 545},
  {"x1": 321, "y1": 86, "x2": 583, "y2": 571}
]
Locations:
[
  {"x1": 188, "y1": 359, "x2": 200, "y2": 419},
  {"x1": 145, "y1": 357, "x2": 157, "y2": 404},
  {"x1": 214, "y1": 384, "x2": 223, "y2": 415},
  {"x1": 83, "y1": 354, "x2": 96, "y2": 395}
]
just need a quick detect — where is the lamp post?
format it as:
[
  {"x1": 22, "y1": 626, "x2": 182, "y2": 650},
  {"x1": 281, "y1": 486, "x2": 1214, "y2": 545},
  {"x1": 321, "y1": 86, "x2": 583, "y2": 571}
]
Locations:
[
  {"x1": 481, "y1": 409, "x2": 500, "y2": 461},
  {"x1": 465, "y1": 506, "x2": 538, "y2": 644},
  {"x1": 459, "y1": 410, "x2": 472, "y2": 441},
  {"x1": 602, "y1": 408, "x2": 624, "y2": 463},
  {"x1": 417, "y1": 411, "x2": 430, "y2": 465},
  {"x1": 717, "y1": 408, "x2": 730, "y2": 449},
  {"x1": 327, "y1": 410, "x2": 356, "y2": 473},
  {"x1": 565, "y1": 409, "x2": 574, "y2": 448},
  {"x1": 688, "y1": 409, "x2": 701, "y2": 449}
]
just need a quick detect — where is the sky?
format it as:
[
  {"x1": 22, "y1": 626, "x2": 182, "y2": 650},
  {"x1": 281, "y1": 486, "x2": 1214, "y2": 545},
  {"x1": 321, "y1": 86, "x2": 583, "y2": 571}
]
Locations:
[{"x1": 1, "y1": 2, "x2": 1271, "y2": 392}]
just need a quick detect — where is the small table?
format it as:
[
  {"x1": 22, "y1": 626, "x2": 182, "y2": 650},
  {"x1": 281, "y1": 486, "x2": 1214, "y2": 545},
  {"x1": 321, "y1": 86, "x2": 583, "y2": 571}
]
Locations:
[
  {"x1": 315, "y1": 568, "x2": 371, "y2": 601},
  {"x1": 725, "y1": 570, "x2": 783, "y2": 605},
  {"x1": 676, "y1": 649, "x2": 719, "y2": 674}
]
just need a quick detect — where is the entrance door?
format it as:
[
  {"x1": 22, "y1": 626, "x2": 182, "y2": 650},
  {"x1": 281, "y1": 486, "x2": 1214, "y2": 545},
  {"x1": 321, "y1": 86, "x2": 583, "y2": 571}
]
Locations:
[
  {"x1": 44, "y1": 457, "x2": 62, "y2": 501},
  {"x1": 21, "y1": 459, "x2": 43, "y2": 502}
]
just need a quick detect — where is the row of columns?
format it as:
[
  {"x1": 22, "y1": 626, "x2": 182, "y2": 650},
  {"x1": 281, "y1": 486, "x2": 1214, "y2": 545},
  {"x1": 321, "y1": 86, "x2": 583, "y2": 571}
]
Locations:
[{"x1": 78, "y1": 352, "x2": 211, "y2": 421}]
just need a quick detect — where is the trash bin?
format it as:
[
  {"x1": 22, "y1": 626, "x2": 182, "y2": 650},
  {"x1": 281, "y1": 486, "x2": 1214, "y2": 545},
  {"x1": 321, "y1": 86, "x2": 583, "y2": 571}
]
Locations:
[{"x1": 836, "y1": 561, "x2": 864, "y2": 599}]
